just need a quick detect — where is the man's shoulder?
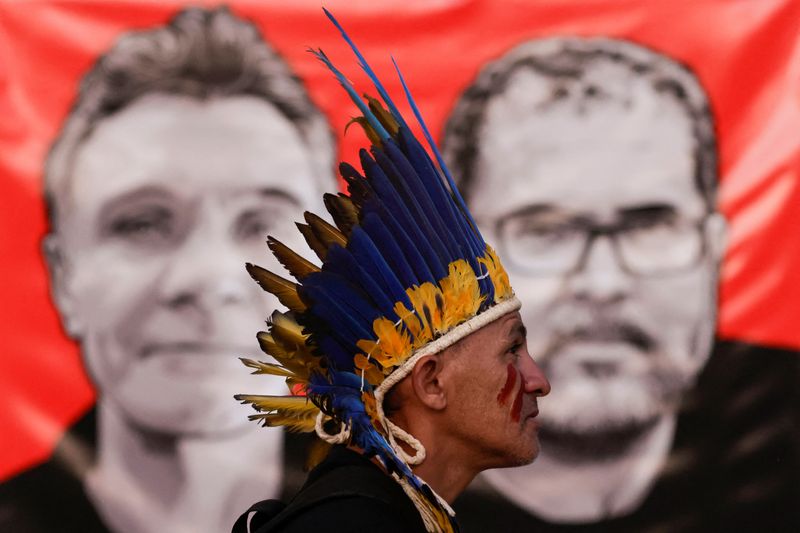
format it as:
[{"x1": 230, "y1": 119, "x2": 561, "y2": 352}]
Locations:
[
  {"x1": 274, "y1": 493, "x2": 418, "y2": 533},
  {"x1": 0, "y1": 455, "x2": 108, "y2": 532},
  {"x1": 0, "y1": 408, "x2": 107, "y2": 532},
  {"x1": 254, "y1": 446, "x2": 427, "y2": 533}
]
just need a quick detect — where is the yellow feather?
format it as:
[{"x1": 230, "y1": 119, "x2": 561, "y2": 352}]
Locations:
[
  {"x1": 248, "y1": 411, "x2": 318, "y2": 432},
  {"x1": 257, "y1": 333, "x2": 313, "y2": 377},
  {"x1": 440, "y1": 259, "x2": 483, "y2": 330},
  {"x1": 234, "y1": 394, "x2": 316, "y2": 413},
  {"x1": 270, "y1": 312, "x2": 309, "y2": 351},
  {"x1": 239, "y1": 357, "x2": 296, "y2": 378},
  {"x1": 246, "y1": 264, "x2": 306, "y2": 313},
  {"x1": 406, "y1": 282, "x2": 444, "y2": 341},
  {"x1": 304, "y1": 212, "x2": 348, "y2": 249},
  {"x1": 365, "y1": 95, "x2": 400, "y2": 136},
  {"x1": 478, "y1": 245, "x2": 513, "y2": 302},
  {"x1": 370, "y1": 317, "x2": 412, "y2": 368},
  {"x1": 296, "y1": 222, "x2": 329, "y2": 261},
  {"x1": 323, "y1": 193, "x2": 359, "y2": 235},
  {"x1": 345, "y1": 116, "x2": 383, "y2": 146},
  {"x1": 267, "y1": 237, "x2": 320, "y2": 280},
  {"x1": 354, "y1": 353, "x2": 386, "y2": 385}
]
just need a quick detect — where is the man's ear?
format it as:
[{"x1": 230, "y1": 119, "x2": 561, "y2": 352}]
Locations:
[
  {"x1": 410, "y1": 354, "x2": 447, "y2": 411},
  {"x1": 705, "y1": 212, "x2": 728, "y2": 261},
  {"x1": 42, "y1": 234, "x2": 82, "y2": 339}
]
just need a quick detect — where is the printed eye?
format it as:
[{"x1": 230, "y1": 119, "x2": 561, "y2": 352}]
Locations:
[
  {"x1": 235, "y1": 209, "x2": 281, "y2": 240},
  {"x1": 107, "y1": 206, "x2": 174, "y2": 245}
]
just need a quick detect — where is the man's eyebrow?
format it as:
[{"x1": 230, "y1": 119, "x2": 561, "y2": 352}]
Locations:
[
  {"x1": 97, "y1": 185, "x2": 176, "y2": 218},
  {"x1": 503, "y1": 204, "x2": 557, "y2": 220},
  {"x1": 255, "y1": 187, "x2": 301, "y2": 207},
  {"x1": 617, "y1": 203, "x2": 677, "y2": 219},
  {"x1": 506, "y1": 320, "x2": 527, "y2": 341},
  {"x1": 501, "y1": 204, "x2": 593, "y2": 226}
]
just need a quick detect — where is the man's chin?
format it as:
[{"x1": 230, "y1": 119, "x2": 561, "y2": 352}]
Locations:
[
  {"x1": 535, "y1": 378, "x2": 668, "y2": 460},
  {"x1": 110, "y1": 372, "x2": 264, "y2": 438},
  {"x1": 114, "y1": 393, "x2": 255, "y2": 438}
]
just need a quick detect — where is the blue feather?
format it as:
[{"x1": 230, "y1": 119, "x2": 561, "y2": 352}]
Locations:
[
  {"x1": 358, "y1": 150, "x2": 446, "y2": 281},
  {"x1": 322, "y1": 8, "x2": 410, "y2": 132},
  {"x1": 324, "y1": 244, "x2": 397, "y2": 318},
  {"x1": 309, "y1": 48, "x2": 390, "y2": 141},
  {"x1": 370, "y1": 148, "x2": 453, "y2": 270},
  {"x1": 338, "y1": 162, "x2": 373, "y2": 207},
  {"x1": 305, "y1": 300, "x2": 367, "y2": 356},
  {"x1": 361, "y1": 211, "x2": 418, "y2": 288},
  {"x1": 348, "y1": 226, "x2": 412, "y2": 309},
  {"x1": 391, "y1": 56, "x2": 484, "y2": 244},
  {"x1": 301, "y1": 273, "x2": 380, "y2": 342},
  {"x1": 381, "y1": 139, "x2": 462, "y2": 261},
  {"x1": 311, "y1": 333, "x2": 356, "y2": 371},
  {"x1": 396, "y1": 127, "x2": 485, "y2": 258},
  {"x1": 365, "y1": 197, "x2": 436, "y2": 284}
]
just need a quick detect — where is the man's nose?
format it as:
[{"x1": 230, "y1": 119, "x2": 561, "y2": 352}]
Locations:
[
  {"x1": 568, "y1": 234, "x2": 632, "y2": 304},
  {"x1": 158, "y1": 226, "x2": 251, "y2": 310},
  {"x1": 521, "y1": 354, "x2": 551, "y2": 397}
]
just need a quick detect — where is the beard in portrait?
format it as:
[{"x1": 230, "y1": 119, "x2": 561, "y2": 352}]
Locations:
[
  {"x1": 442, "y1": 36, "x2": 730, "y2": 524},
  {"x1": 33, "y1": 7, "x2": 336, "y2": 533}
]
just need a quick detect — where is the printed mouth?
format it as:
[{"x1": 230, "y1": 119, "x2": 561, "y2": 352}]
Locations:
[
  {"x1": 567, "y1": 323, "x2": 655, "y2": 352},
  {"x1": 141, "y1": 342, "x2": 252, "y2": 358}
]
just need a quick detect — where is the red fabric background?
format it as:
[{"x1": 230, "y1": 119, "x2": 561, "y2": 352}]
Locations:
[{"x1": 1, "y1": 0, "x2": 799, "y2": 479}]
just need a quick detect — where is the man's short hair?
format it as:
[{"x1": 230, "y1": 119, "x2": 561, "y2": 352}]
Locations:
[
  {"x1": 45, "y1": 6, "x2": 335, "y2": 230},
  {"x1": 442, "y1": 37, "x2": 718, "y2": 211}
]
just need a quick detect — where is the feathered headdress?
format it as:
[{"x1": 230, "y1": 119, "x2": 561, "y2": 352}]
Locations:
[{"x1": 235, "y1": 9, "x2": 519, "y2": 532}]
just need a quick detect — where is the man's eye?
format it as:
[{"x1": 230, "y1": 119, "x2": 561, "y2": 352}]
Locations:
[
  {"x1": 108, "y1": 207, "x2": 173, "y2": 243},
  {"x1": 236, "y1": 210, "x2": 278, "y2": 240},
  {"x1": 512, "y1": 219, "x2": 582, "y2": 240},
  {"x1": 236, "y1": 207, "x2": 294, "y2": 241}
]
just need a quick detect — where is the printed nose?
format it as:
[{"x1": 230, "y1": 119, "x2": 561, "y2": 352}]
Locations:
[
  {"x1": 159, "y1": 231, "x2": 251, "y2": 310},
  {"x1": 569, "y1": 235, "x2": 631, "y2": 304}
]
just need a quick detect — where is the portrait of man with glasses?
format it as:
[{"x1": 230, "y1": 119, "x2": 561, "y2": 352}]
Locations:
[{"x1": 443, "y1": 37, "x2": 799, "y2": 532}]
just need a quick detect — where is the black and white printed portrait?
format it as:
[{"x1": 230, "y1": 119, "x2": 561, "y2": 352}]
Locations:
[
  {"x1": 443, "y1": 37, "x2": 729, "y2": 524},
  {"x1": 27, "y1": 6, "x2": 335, "y2": 533}
]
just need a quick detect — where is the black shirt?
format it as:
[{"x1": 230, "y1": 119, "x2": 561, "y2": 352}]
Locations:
[
  {"x1": 0, "y1": 410, "x2": 109, "y2": 532},
  {"x1": 256, "y1": 445, "x2": 428, "y2": 533}
]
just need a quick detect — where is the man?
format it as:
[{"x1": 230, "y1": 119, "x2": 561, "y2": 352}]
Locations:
[
  {"x1": 443, "y1": 37, "x2": 799, "y2": 531},
  {"x1": 233, "y1": 13, "x2": 549, "y2": 532},
  {"x1": 0, "y1": 6, "x2": 335, "y2": 533}
]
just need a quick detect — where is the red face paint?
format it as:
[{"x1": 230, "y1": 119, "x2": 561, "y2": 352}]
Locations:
[
  {"x1": 496, "y1": 363, "x2": 517, "y2": 406},
  {"x1": 510, "y1": 381, "x2": 525, "y2": 423}
]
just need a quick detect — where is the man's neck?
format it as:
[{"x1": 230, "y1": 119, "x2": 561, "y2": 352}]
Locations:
[
  {"x1": 389, "y1": 411, "x2": 479, "y2": 505},
  {"x1": 483, "y1": 414, "x2": 676, "y2": 523},
  {"x1": 85, "y1": 402, "x2": 283, "y2": 533},
  {"x1": 411, "y1": 438, "x2": 480, "y2": 504}
]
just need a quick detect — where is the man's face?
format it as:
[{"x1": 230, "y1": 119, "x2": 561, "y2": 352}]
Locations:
[
  {"x1": 443, "y1": 312, "x2": 550, "y2": 468},
  {"x1": 468, "y1": 66, "x2": 722, "y2": 441},
  {"x1": 49, "y1": 93, "x2": 324, "y2": 437}
]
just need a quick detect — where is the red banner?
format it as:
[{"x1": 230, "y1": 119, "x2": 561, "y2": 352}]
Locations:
[{"x1": 1, "y1": 1, "x2": 798, "y2": 531}]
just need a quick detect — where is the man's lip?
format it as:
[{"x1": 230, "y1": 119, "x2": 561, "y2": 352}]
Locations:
[{"x1": 525, "y1": 409, "x2": 540, "y2": 420}]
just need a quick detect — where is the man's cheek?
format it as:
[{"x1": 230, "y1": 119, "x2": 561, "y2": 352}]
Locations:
[
  {"x1": 510, "y1": 378, "x2": 524, "y2": 423},
  {"x1": 640, "y1": 275, "x2": 705, "y2": 356},
  {"x1": 496, "y1": 363, "x2": 524, "y2": 423},
  {"x1": 73, "y1": 251, "x2": 163, "y2": 333},
  {"x1": 497, "y1": 363, "x2": 517, "y2": 405}
]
